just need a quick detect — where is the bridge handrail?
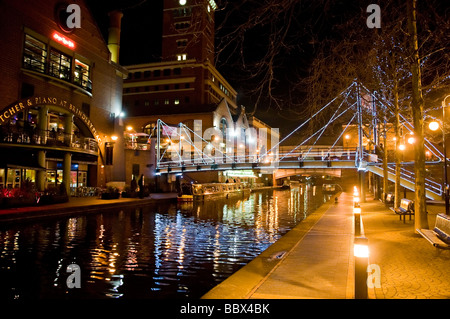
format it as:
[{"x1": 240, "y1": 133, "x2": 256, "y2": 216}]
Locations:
[{"x1": 384, "y1": 165, "x2": 443, "y2": 195}]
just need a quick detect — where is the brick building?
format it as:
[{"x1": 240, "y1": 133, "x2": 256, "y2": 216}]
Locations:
[
  {"x1": 0, "y1": 0, "x2": 127, "y2": 195},
  {"x1": 122, "y1": 0, "x2": 267, "y2": 187}
]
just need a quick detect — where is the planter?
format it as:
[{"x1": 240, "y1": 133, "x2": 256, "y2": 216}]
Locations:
[
  {"x1": 2, "y1": 196, "x2": 37, "y2": 208},
  {"x1": 38, "y1": 194, "x2": 69, "y2": 205},
  {"x1": 121, "y1": 191, "x2": 137, "y2": 198},
  {"x1": 101, "y1": 192, "x2": 120, "y2": 200}
]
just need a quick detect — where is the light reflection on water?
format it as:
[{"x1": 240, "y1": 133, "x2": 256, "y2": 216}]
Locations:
[{"x1": 0, "y1": 186, "x2": 331, "y2": 299}]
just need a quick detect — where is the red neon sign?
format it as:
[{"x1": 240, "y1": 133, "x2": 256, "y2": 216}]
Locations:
[{"x1": 52, "y1": 32, "x2": 75, "y2": 49}]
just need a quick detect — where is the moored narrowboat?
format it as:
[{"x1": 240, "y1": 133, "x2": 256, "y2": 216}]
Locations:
[{"x1": 192, "y1": 182, "x2": 250, "y2": 201}]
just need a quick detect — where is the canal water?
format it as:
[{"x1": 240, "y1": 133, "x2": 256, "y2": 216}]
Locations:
[{"x1": 0, "y1": 185, "x2": 331, "y2": 300}]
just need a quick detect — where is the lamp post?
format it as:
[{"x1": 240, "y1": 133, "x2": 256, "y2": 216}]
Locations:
[
  {"x1": 443, "y1": 95, "x2": 450, "y2": 215},
  {"x1": 430, "y1": 96, "x2": 450, "y2": 215}
]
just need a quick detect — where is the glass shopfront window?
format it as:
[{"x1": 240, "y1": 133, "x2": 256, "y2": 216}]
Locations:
[
  {"x1": 74, "y1": 59, "x2": 91, "y2": 91},
  {"x1": 49, "y1": 48, "x2": 72, "y2": 81},
  {"x1": 46, "y1": 170, "x2": 63, "y2": 187},
  {"x1": 22, "y1": 32, "x2": 92, "y2": 94},
  {"x1": 0, "y1": 169, "x2": 35, "y2": 189},
  {"x1": 0, "y1": 169, "x2": 4, "y2": 189},
  {"x1": 23, "y1": 34, "x2": 47, "y2": 73}
]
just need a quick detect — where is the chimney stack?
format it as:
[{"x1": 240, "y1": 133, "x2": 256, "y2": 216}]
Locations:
[{"x1": 107, "y1": 10, "x2": 123, "y2": 63}]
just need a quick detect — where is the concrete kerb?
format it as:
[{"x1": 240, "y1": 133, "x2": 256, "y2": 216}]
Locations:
[{"x1": 202, "y1": 192, "x2": 341, "y2": 299}]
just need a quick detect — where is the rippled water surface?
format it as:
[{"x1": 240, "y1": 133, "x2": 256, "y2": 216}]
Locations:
[{"x1": 0, "y1": 186, "x2": 330, "y2": 299}]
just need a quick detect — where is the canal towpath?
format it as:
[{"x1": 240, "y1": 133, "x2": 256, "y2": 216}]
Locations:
[
  {"x1": 203, "y1": 191, "x2": 450, "y2": 299},
  {"x1": 0, "y1": 193, "x2": 178, "y2": 223}
]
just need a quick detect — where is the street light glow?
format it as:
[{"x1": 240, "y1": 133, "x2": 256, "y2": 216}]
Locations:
[
  {"x1": 399, "y1": 144, "x2": 406, "y2": 151},
  {"x1": 429, "y1": 121, "x2": 440, "y2": 131}
]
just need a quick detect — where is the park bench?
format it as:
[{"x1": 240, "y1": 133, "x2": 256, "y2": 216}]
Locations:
[
  {"x1": 416, "y1": 213, "x2": 450, "y2": 249},
  {"x1": 385, "y1": 193, "x2": 394, "y2": 205},
  {"x1": 394, "y1": 198, "x2": 414, "y2": 223}
]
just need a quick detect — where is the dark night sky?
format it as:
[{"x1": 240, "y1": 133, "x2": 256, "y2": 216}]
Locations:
[
  {"x1": 85, "y1": 0, "x2": 450, "y2": 136},
  {"x1": 85, "y1": 0, "x2": 372, "y2": 128},
  {"x1": 85, "y1": 0, "x2": 329, "y2": 132}
]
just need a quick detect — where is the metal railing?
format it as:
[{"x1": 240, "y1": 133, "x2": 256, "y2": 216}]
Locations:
[
  {"x1": 156, "y1": 148, "x2": 359, "y2": 168},
  {"x1": 0, "y1": 125, "x2": 98, "y2": 153}
]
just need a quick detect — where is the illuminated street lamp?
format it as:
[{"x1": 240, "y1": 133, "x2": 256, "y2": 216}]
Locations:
[{"x1": 429, "y1": 95, "x2": 450, "y2": 215}]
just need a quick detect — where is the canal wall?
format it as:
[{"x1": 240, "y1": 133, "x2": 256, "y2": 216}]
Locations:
[
  {"x1": 0, "y1": 193, "x2": 178, "y2": 224},
  {"x1": 202, "y1": 192, "x2": 340, "y2": 299}
]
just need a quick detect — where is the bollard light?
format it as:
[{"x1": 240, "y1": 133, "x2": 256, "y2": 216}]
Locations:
[
  {"x1": 353, "y1": 204, "x2": 362, "y2": 236},
  {"x1": 354, "y1": 236, "x2": 369, "y2": 299},
  {"x1": 354, "y1": 242, "x2": 369, "y2": 258}
]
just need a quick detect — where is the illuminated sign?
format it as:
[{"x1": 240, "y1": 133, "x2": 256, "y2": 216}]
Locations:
[
  {"x1": 53, "y1": 32, "x2": 75, "y2": 49},
  {"x1": 0, "y1": 96, "x2": 100, "y2": 144},
  {"x1": 224, "y1": 170, "x2": 257, "y2": 178}
]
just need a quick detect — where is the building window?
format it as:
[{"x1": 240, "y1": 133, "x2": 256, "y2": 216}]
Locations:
[
  {"x1": 49, "y1": 48, "x2": 72, "y2": 81},
  {"x1": 176, "y1": 39, "x2": 188, "y2": 47},
  {"x1": 163, "y1": 69, "x2": 171, "y2": 76},
  {"x1": 143, "y1": 123, "x2": 158, "y2": 137},
  {"x1": 105, "y1": 143, "x2": 114, "y2": 165},
  {"x1": 144, "y1": 70, "x2": 151, "y2": 78},
  {"x1": 177, "y1": 54, "x2": 187, "y2": 61},
  {"x1": 220, "y1": 118, "x2": 228, "y2": 138},
  {"x1": 164, "y1": 99, "x2": 170, "y2": 105},
  {"x1": 174, "y1": 68, "x2": 181, "y2": 75},
  {"x1": 82, "y1": 102, "x2": 90, "y2": 117},
  {"x1": 23, "y1": 32, "x2": 92, "y2": 94},
  {"x1": 174, "y1": 7, "x2": 192, "y2": 17},
  {"x1": 23, "y1": 34, "x2": 47, "y2": 73},
  {"x1": 74, "y1": 59, "x2": 91, "y2": 92},
  {"x1": 154, "y1": 70, "x2": 161, "y2": 77},
  {"x1": 175, "y1": 22, "x2": 190, "y2": 30},
  {"x1": 174, "y1": 98, "x2": 180, "y2": 105}
]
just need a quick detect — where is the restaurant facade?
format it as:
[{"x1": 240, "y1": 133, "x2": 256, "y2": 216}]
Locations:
[{"x1": 0, "y1": 0, "x2": 127, "y2": 195}]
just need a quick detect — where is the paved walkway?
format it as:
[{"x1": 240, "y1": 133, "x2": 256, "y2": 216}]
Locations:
[
  {"x1": 248, "y1": 192, "x2": 354, "y2": 299},
  {"x1": 362, "y1": 196, "x2": 450, "y2": 299},
  {"x1": 203, "y1": 191, "x2": 450, "y2": 299},
  {"x1": 203, "y1": 191, "x2": 355, "y2": 299}
]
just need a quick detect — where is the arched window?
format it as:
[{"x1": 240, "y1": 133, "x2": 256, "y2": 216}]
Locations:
[{"x1": 219, "y1": 118, "x2": 227, "y2": 138}]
